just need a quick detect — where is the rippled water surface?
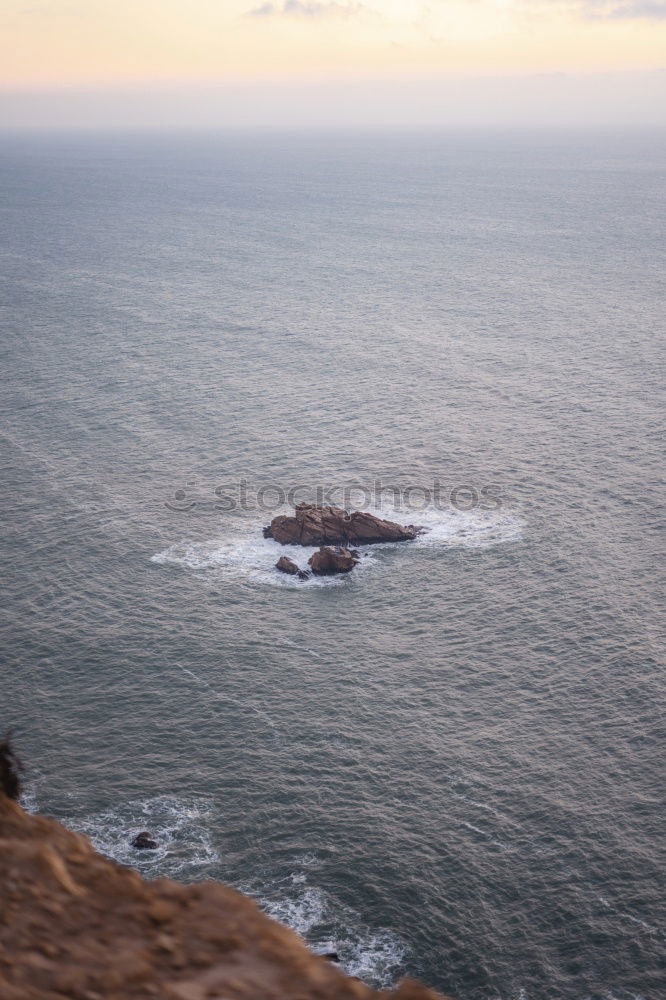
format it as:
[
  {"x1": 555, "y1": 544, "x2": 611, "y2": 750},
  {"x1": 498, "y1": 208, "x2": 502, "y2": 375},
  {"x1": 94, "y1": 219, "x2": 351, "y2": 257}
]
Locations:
[{"x1": 1, "y1": 130, "x2": 664, "y2": 1000}]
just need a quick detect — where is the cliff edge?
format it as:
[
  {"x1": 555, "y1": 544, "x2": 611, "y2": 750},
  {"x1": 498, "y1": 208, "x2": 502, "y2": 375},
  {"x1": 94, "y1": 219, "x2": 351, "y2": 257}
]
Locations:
[{"x1": 0, "y1": 794, "x2": 446, "y2": 1000}]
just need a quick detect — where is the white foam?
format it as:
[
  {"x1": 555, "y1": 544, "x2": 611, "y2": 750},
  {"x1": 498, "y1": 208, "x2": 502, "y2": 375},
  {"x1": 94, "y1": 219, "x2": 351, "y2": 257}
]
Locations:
[
  {"x1": 151, "y1": 504, "x2": 524, "y2": 588},
  {"x1": 461, "y1": 820, "x2": 509, "y2": 851},
  {"x1": 603, "y1": 994, "x2": 648, "y2": 1000},
  {"x1": 336, "y1": 928, "x2": 408, "y2": 989},
  {"x1": 384, "y1": 503, "x2": 525, "y2": 550},
  {"x1": 452, "y1": 790, "x2": 523, "y2": 830},
  {"x1": 239, "y1": 857, "x2": 408, "y2": 989},
  {"x1": 63, "y1": 795, "x2": 219, "y2": 876},
  {"x1": 19, "y1": 785, "x2": 39, "y2": 814},
  {"x1": 598, "y1": 897, "x2": 661, "y2": 938},
  {"x1": 291, "y1": 851, "x2": 320, "y2": 868},
  {"x1": 151, "y1": 531, "x2": 374, "y2": 589},
  {"x1": 263, "y1": 885, "x2": 328, "y2": 936}
]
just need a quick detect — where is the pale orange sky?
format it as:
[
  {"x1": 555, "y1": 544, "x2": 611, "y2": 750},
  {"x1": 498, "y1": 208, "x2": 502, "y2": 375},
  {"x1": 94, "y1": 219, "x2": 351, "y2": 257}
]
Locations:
[{"x1": 1, "y1": 0, "x2": 666, "y2": 87}]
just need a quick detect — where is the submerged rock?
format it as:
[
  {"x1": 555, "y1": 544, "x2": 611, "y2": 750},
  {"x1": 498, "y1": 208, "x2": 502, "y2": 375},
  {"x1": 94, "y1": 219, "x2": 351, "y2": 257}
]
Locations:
[
  {"x1": 308, "y1": 546, "x2": 359, "y2": 576},
  {"x1": 264, "y1": 503, "x2": 424, "y2": 547},
  {"x1": 132, "y1": 831, "x2": 158, "y2": 850},
  {"x1": 275, "y1": 555, "x2": 310, "y2": 580}
]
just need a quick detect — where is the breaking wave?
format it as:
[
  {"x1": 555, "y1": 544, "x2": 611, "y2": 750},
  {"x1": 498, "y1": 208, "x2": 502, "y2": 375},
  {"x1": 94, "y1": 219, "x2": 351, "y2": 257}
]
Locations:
[{"x1": 238, "y1": 858, "x2": 408, "y2": 990}]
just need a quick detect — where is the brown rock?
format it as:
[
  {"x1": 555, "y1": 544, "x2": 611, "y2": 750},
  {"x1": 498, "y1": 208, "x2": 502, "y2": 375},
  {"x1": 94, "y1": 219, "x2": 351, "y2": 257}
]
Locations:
[
  {"x1": 308, "y1": 546, "x2": 360, "y2": 576},
  {"x1": 275, "y1": 556, "x2": 311, "y2": 581},
  {"x1": 132, "y1": 831, "x2": 158, "y2": 850},
  {"x1": 264, "y1": 504, "x2": 424, "y2": 547},
  {"x1": 275, "y1": 556, "x2": 299, "y2": 575}
]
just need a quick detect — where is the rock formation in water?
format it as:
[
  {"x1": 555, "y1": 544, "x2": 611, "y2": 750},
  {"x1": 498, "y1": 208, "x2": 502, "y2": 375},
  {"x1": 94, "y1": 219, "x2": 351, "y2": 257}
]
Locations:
[
  {"x1": 264, "y1": 504, "x2": 424, "y2": 547},
  {"x1": 132, "y1": 831, "x2": 158, "y2": 850},
  {"x1": 275, "y1": 555, "x2": 310, "y2": 580},
  {"x1": 0, "y1": 789, "x2": 447, "y2": 1000},
  {"x1": 308, "y1": 546, "x2": 360, "y2": 575}
]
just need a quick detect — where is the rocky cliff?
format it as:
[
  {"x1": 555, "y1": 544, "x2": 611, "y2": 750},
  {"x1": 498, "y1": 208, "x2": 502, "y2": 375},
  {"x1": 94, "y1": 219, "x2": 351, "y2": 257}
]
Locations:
[{"x1": 0, "y1": 793, "x2": 446, "y2": 1000}]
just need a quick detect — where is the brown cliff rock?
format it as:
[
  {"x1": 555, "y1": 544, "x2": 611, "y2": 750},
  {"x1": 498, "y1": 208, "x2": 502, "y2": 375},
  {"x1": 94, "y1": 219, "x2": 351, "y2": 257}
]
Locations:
[
  {"x1": 308, "y1": 546, "x2": 360, "y2": 575},
  {"x1": 264, "y1": 504, "x2": 424, "y2": 547},
  {"x1": 0, "y1": 794, "x2": 448, "y2": 1000}
]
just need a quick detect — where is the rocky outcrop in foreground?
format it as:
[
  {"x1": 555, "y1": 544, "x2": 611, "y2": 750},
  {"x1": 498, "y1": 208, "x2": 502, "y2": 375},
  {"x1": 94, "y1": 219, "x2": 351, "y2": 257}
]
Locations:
[
  {"x1": 0, "y1": 793, "x2": 446, "y2": 1000},
  {"x1": 264, "y1": 504, "x2": 424, "y2": 547}
]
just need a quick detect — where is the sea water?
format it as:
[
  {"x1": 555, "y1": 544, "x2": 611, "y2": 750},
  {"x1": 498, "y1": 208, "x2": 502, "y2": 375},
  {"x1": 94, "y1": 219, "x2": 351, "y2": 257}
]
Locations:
[{"x1": 0, "y1": 129, "x2": 664, "y2": 999}]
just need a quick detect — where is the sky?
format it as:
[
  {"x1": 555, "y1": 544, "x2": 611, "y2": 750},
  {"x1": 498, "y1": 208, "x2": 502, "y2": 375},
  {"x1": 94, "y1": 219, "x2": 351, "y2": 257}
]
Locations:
[{"x1": 1, "y1": 0, "x2": 665, "y2": 127}]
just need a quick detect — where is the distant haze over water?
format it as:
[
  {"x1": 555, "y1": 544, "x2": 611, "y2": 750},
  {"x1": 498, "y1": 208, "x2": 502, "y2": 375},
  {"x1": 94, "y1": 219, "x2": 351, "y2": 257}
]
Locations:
[
  {"x1": 1, "y1": 72, "x2": 665, "y2": 130},
  {"x1": 1, "y1": 130, "x2": 664, "y2": 999}
]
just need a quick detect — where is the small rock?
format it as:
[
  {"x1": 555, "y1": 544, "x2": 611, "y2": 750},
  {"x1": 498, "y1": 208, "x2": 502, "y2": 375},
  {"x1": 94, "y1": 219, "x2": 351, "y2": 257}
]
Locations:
[
  {"x1": 275, "y1": 555, "x2": 300, "y2": 575},
  {"x1": 308, "y1": 546, "x2": 359, "y2": 576},
  {"x1": 132, "y1": 831, "x2": 158, "y2": 850},
  {"x1": 276, "y1": 555, "x2": 310, "y2": 581}
]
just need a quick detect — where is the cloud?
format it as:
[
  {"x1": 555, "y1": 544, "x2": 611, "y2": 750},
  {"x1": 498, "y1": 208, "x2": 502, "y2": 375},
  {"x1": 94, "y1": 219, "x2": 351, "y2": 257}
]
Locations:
[
  {"x1": 245, "y1": 0, "x2": 367, "y2": 16},
  {"x1": 595, "y1": 0, "x2": 666, "y2": 15},
  {"x1": 251, "y1": 0, "x2": 666, "y2": 22},
  {"x1": 507, "y1": 0, "x2": 666, "y2": 18},
  {"x1": 558, "y1": 0, "x2": 666, "y2": 17}
]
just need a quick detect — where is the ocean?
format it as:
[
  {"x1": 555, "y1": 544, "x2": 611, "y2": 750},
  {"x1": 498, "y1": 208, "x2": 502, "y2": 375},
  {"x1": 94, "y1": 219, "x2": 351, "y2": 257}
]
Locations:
[{"x1": 0, "y1": 129, "x2": 664, "y2": 999}]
